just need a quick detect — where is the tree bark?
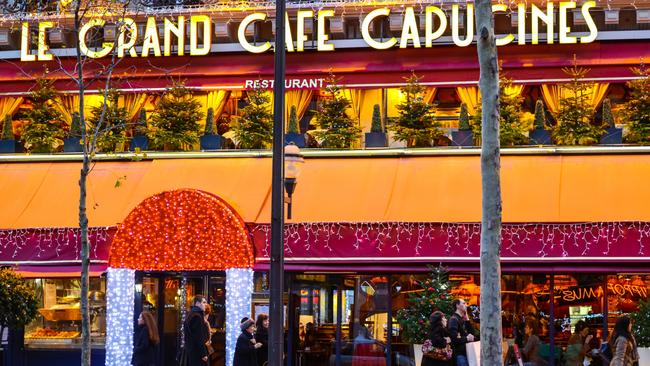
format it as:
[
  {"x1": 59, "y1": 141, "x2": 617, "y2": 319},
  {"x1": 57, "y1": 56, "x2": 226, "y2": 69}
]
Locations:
[{"x1": 475, "y1": 1, "x2": 503, "y2": 366}]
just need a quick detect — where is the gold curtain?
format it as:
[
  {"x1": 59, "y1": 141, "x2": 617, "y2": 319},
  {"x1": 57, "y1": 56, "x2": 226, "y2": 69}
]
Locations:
[
  {"x1": 341, "y1": 89, "x2": 366, "y2": 121},
  {"x1": 285, "y1": 90, "x2": 314, "y2": 125},
  {"x1": 203, "y1": 90, "x2": 231, "y2": 120},
  {"x1": 456, "y1": 86, "x2": 481, "y2": 115},
  {"x1": 54, "y1": 94, "x2": 104, "y2": 125},
  {"x1": 541, "y1": 83, "x2": 610, "y2": 115},
  {"x1": 504, "y1": 84, "x2": 524, "y2": 98},
  {"x1": 0, "y1": 97, "x2": 23, "y2": 120},
  {"x1": 423, "y1": 87, "x2": 437, "y2": 104},
  {"x1": 118, "y1": 94, "x2": 150, "y2": 123}
]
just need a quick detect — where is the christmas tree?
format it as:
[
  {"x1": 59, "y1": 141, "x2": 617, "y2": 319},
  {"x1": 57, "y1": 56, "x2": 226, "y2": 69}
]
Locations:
[
  {"x1": 135, "y1": 109, "x2": 147, "y2": 136},
  {"x1": 632, "y1": 298, "x2": 650, "y2": 347},
  {"x1": 230, "y1": 87, "x2": 273, "y2": 149},
  {"x1": 551, "y1": 57, "x2": 604, "y2": 145},
  {"x1": 288, "y1": 105, "x2": 300, "y2": 134},
  {"x1": 311, "y1": 73, "x2": 361, "y2": 148},
  {"x1": 2, "y1": 115, "x2": 13, "y2": 140},
  {"x1": 601, "y1": 98, "x2": 615, "y2": 128},
  {"x1": 88, "y1": 89, "x2": 129, "y2": 152},
  {"x1": 395, "y1": 265, "x2": 454, "y2": 344},
  {"x1": 149, "y1": 81, "x2": 203, "y2": 150},
  {"x1": 624, "y1": 66, "x2": 650, "y2": 144},
  {"x1": 459, "y1": 103, "x2": 470, "y2": 130},
  {"x1": 388, "y1": 73, "x2": 442, "y2": 147},
  {"x1": 534, "y1": 100, "x2": 547, "y2": 130},
  {"x1": 370, "y1": 104, "x2": 383, "y2": 133},
  {"x1": 204, "y1": 107, "x2": 216, "y2": 135},
  {"x1": 21, "y1": 77, "x2": 66, "y2": 153}
]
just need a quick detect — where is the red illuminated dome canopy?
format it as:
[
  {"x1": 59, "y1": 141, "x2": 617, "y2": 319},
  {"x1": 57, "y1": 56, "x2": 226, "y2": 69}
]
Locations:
[{"x1": 109, "y1": 189, "x2": 254, "y2": 270}]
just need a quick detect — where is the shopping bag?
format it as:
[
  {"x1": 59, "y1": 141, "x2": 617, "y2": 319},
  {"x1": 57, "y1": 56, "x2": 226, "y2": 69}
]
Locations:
[{"x1": 466, "y1": 341, "x2": 481, "y2": 366}]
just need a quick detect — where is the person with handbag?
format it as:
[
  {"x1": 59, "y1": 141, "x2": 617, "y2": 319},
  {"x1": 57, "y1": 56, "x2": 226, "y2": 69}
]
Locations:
[
  {"x1": 423, "y1": 311, "x2": 453, "y2": 366},
  {"x1": 609, "y1": 316, "x2": 639, "y2": 366},
  {"x1": 234, "y1": 319, "x2": 263, "y2": 366},
  {"x1": 448, "y1": 299, "x2": 478, "y2": 366}
]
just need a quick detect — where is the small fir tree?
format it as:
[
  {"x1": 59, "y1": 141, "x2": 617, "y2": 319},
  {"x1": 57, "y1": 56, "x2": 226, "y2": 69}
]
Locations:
[
  {"x1": 87, "y1": 89, "x2": 129, "y2": 152},
  {"x1": 632, "y1": 298, "x2": 650, "y2": 347},
  {"x1": 135, "y1": 109, "x2": 147, "y2": 136},
  {"x1": 388, "y1": 73, "x2": 442, "y2": 147},
  {"x1": 69, "y1": 112, "x2": 82, "y2": 138},
  {"x1": 601, "y1": 98, "x2": 615, "y2": 128},
  {"x1": 534, "y1": 100, "x2": 547, "y2": 130},
  {"x1": 21, "y1": 77, "x2": 66, "y2": 152},
  {"x1": 551, "y1": 57, "x2": 605, "y2": 145},
  {"x1": 204, "y1": 107, "x2": 216, "y2": 135},
  {"x1": 288, "y1": 105, "x2": 300, "y2": 134},
  {"x1": 311, "y1": 74, "x2": 361, "y2": 148},
  {"x1": 624, "y1": 66, "x2": 650, "y2": 144},
  {"x1": 230, "y1": 87, "x2": 273, "y2": 149},
  {"x1": 370, "y1": 104, "x2": 383, "y2": 133},
  {"x1": 0, "y1": 268, "x2": 39, "y2": 339},
  {"x1": 2, "y1": 115, "x2": 13, "y2": 140},
  {"x1": 395, "y1": 265, "x2": 454, "y2": 344},
  {"x1": 459, "y1": 103, "x2": 470, "y2": 130},
  {"x1": 149, "y1": 82, "x2": 204, "y2": 150}
]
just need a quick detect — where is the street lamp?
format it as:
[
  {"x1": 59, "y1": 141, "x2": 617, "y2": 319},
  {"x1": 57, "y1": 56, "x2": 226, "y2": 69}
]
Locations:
[{"x1": 284, "y1": 143, "x2": 304, "y2": 220}]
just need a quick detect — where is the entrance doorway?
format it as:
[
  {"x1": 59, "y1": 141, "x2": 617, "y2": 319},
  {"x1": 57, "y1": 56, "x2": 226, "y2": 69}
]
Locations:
[{"x1": 136, "y1": 272, "x2": 227, "y2": 366}]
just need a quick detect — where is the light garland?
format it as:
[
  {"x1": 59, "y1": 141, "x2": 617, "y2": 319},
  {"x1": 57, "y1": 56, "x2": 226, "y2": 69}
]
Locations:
[
  {"x1": 106, "y1": 267, "x2": 135, "y2": 366},
  {"x1": 109, "y1": 189, "x2": 254, "y2": 271},
  {"x1": 225, "y1": 268, "x2": 254, "y2": 366}
]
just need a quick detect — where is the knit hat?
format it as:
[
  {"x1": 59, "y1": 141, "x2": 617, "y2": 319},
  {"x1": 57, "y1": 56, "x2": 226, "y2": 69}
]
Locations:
[{"x1": 241, "y1": 319, "x2": 255, "y2": 332}]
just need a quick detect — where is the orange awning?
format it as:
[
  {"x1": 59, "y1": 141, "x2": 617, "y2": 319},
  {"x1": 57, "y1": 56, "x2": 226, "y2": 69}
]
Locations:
[{"x1": 1, "y1": 153, "x2": 650, "y2": 229}]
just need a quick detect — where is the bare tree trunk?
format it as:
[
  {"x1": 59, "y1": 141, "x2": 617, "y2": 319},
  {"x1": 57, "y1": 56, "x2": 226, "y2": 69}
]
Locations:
[{"x1": 475, "y1": 1, "x2": 503, "y2": 366}]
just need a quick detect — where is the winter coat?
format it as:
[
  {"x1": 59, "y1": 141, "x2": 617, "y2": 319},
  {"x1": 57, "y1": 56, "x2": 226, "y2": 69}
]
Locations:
[
  {"x1": 234, "y1": 330, "x2": 258, "y2": 366},
  {"x1": 448, "y1": 313, "x2": 478, "y2": 358},
  {"x1": 132, "y1": 324, "x2": 156, "y2": 366},
  {"x1": 256, "y1": 327, "x2": 269, "y2": 366},
  {"x1": 610, "y1": 336, "x2": 639, "y2": 366},
  {"x1": 184, "y1": 307, "x2": 210, "y2": 366},
  {"x1": 422, "y1": 326, "x2": 451, "y2": 366}
]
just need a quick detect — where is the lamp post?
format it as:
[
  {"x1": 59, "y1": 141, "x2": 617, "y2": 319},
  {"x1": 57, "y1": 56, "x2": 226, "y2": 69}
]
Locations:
[{"x1": 284, "y1": 143, "x2": 304, "y2": 220}]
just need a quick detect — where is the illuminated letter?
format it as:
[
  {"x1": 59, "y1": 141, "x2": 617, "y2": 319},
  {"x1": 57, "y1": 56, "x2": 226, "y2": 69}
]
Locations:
[
  {"x1": 79, "y1": 19, "x2": 113, "y2": 59},
  {"x1": 452, "y1": 4, "x2": 473, "y2": 47},
  {"x1": 285, "y1": 12, "x2": 295, "y2": 52},
  {"x1": 21, "y1": 23, "x2": 36, "y2": 61},
  {"x1": 425, "y1": 6, "x2": 447, "y2": 47},
  {"x1": 38, "y1": 22, "x2": 53, "y2": 61},
  {"x1": 117, "y1": 18, "x2": 137, "y2": 58},
  {"x1": 141, "y1": 17, "x2": 161, "y2": 57},
  {"x1": 190, "y1": 15, "x2": 211, "y2": 56},
  {"x1": 296, "y1": 10, "x2": 313, "y2": 52},
  {"x1": 559, "y1": 2, "x2": 577, "y2": 44},
  {"x1": 361, "y1": 8, "x2": 397, "y2": 50},
  {"x1": 317, "y1": 10, "x2": 334, "y2": 51},
  {"x1": 517, "y1": 3, "x2": 526, "y2": 45},
  {"x1": 532, "y1": 3, "x2": 554, "y2": 45},
  {"x1": 400, "y1": 7, "x2": 420, "y2": 48},
  {"x1": 492, "y1": 4, "x2": 514, "y2": 46},
  {"x1": 164, "y1": 16, "x2": 185, "y2": 56},
  {"x1": 238, "y1": 13, "x2": 271, "y2": 53},
  {"x1": 580, "y1": 1, "x2": 598, "y2": 43}
]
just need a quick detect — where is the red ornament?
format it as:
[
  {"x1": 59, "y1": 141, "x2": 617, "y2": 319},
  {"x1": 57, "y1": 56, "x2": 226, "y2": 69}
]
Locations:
[{"x1": 109, "y1": 189, "x2": 254, "y2": 270}]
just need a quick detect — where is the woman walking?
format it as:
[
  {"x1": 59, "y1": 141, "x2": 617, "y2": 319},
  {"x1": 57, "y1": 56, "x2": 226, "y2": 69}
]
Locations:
[
  {"x1": 610, "y1": 316, "x2": 639, "y2": 366},
  {"x1": 423, "y1": 311, "x2": 452, "y2": 366},
  {"x1": 132, "y1": 311, "x2": 159, "y2": 366},
  {"x1": 234, "y1": 319, "x2": 263, "y2": 366},
  {"x1": 255, "y1": 314, "x2": 269, "y2": 366}
]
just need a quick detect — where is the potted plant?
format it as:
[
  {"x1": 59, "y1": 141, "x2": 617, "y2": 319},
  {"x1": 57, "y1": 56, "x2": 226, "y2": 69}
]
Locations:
[
  {"x1": 130, "y1": 109, "x2": 149, "y2": 151},
  {"x1": 63, "y1": 112, "x2": 83, "y2": 152},
  {"x1": 623, "y1": 66, "x2": 650, "y2": 144},
  {"x1": 365, "y1": 104, "x2": 387, "y2": 148},
  {"x1": 0, "y1": 268, "x2": 39, "y2": 365},
  {"x1": 529, "y1": 99, "x2": 552, "y2": 145},
  {"x1": 285, "y1": 105, "x2": 306, "y2": 148},
  {"x1": 599, "y1": 98, "x2": 622, "y2": 144},
  {"x1": 310, "y1": 74, "x2": 361, "y2": 148},
  {"x1": 0, "y1": 115, "x2": 19, "y2": 153},
  {"x1": 200, "y1": 107, "x2": 222, "y2": 150},
  {"x1": 21, "y1": 78, "x2": 66, "y2": 153},
  {"x1": 631, "y1": 298, "x2": 650, "y2": 365},
  {"x1": 388, "y1": 73, "x2": 443, "y2": 147},
  {"x1": 452, "y1": 103, "x2": 474, "y2": 146},
  {"x1": 87, "y1": 89, "x2": 129, "y2": 152},
  {"x1": 148, "y1": 82, "x2": 203, "y2": 151},
  {"x1": 226, "y1": 87, "x2": 273, "y2": 149}
]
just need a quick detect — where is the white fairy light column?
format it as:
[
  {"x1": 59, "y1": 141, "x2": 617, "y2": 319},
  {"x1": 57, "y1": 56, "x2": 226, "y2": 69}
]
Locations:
[
  {"x1": 106, "y1": 268, "x2": 136, "y2": 366},
  {"x1": 225, "y1": 268, "x2": 255, "y2": 366}
]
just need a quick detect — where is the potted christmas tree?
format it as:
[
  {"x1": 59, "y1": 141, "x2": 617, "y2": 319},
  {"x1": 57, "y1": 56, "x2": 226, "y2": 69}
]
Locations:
[
  {"x1": 130, "y1": 109, "x2": 149, "y2": 151},
  {"x1": 63, "y1": 112, "x2": 83, "y2": 152},
  {"x1": 227, "y1": 87, "x2": 273, "y2": 149},
  {"x1": 200, "y1": 107, "x2": 222, "y2": 150},
  {"x1": 529, "y1": 99, "x2": 552, "y2": 145},
  {"x1": 599, "y1": 98, "x2": 622, "y2": 144},
  {"x1": 21, "y1": 78, "x2": 66, "y2": 153},
  {"x1": 148, "y1": 82, "x2": 203, "y2": 151},
  {"x1": 452, "y1": 103, "x2": 474, "y2": 146},
  {"x1": 285, "y1": 105, "x2": 306, "y2": 148},
  {"x1": 0, "y1": 115, "x2": 19, "y2": 153},
  {"x1": 87, "y1": 89, "x2": 129, "y2": 152},
  {"x1": 310, "y1": 74, "x2": 361, "y2": 148},
  {"x1": 624, "y1": 66, "x2": 650, "y2": 144},
  {"x1": 364, "y1": 104, "x2": 387, "y2": 148}
]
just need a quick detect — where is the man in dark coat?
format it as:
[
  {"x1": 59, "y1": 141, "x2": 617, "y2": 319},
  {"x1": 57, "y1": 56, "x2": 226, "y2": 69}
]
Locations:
[
  {"x1": 234, "y1": 319, "x2": 262, "y2": 366},
  {"x1": 184, "y1": 295, "x2": 210, "y2": 366},
  {"x1": 448, "y1": 299, "x2": 478, "y2": 366}
]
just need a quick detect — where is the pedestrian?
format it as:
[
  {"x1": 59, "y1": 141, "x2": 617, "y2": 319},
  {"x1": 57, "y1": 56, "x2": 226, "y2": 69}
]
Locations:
[
  {"x1": 184, "y1": 295, "x2": 211, "y2": 366},
  {"x1": 204, "y1": 304, "x2": 216, "y2": 365},
  {"x1": 566, "y1": 320, "x2": 594, "y2": 366},
  {"x1": 132, "y1": 311, "x2": 159, "y2": 366},
  {"x1": 255, "y1": 314, "x2": 269, "y2": 366},
  {"x1": 422, "y1": 311, "x2": 452, "y2": 366},
  {"x1": 448, "y1": 299, "x2": 478, "y2": 366},
  {"x1": 522, "y1": 319, "x2": 544, "y2": 366},
  {"x1": 609, "y1": 316, "x2": 639, "y2": 366},
  {"x1": 234, "y1": 318, "x2": 262, "y2": 366}
]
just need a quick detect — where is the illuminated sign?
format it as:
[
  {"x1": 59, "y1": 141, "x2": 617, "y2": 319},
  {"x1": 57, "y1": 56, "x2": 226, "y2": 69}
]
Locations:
[{"x1": 20, "y1": 1, "x2": 598, "y2": 61}]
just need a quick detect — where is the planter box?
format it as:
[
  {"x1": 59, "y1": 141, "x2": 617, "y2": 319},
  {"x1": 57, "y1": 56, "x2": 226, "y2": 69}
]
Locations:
[
  {"x1": 529, "y1": 128, "x2": 552, "y2": 145},
  {"x1": 365, "y1": 132, "x2": 387, "y2": 148},
  {"x1": 63, "y1": 138, "x2": 82, "y2": 153},
  {"x1": 129, "y1": 136, "x2": 148, "y2": 151},
  {"x1": 200, "y1": 134, "x2": 222, "y2": 150},
  {"x1": 639, "y1": 347, "x2": 650, "y2": 366},
  {"x1": 600, "y1": 126, "x2": 623, "y2": 145},
  {"x1": 452, "y1": 130, "x2": 474, "y2": 147},
  {"x1": 285, "y1": 133, "x2": 306, "y2": 148},
  {"x1": 0, "y1": 140, "x2": 19, "y2": 153}
]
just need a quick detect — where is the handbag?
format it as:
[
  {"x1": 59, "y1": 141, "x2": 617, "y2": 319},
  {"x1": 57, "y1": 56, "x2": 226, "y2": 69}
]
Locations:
[{"x1": 423, "y1": 340, "x2": 453, "y2": 361}]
